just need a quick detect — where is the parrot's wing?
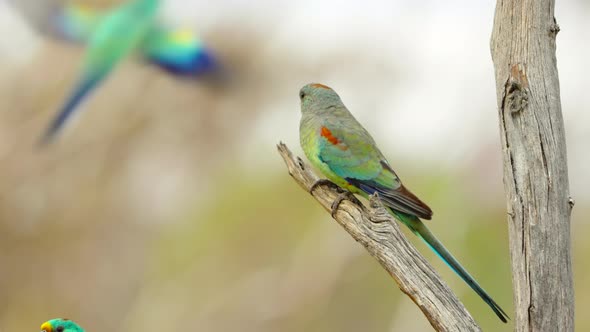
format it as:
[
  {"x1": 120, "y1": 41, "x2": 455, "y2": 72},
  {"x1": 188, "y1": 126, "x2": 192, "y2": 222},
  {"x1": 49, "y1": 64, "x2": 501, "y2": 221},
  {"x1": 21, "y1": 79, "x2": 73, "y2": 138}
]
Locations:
[
  {"x1": 6, "y1": 0, "x2": 103, "y2": 43},
  {"x1": 318, "y1": 123, "x2": 433, "y2": 220},
  {"x1": 141, "y1": 26, "x2": 218, "y2": 76},
  {"x1": 53, "y1": 3, "x2": 104, "y2": 43},
  {"x1": 347, "y1": 162, "x2": 433, "y2": 219}
]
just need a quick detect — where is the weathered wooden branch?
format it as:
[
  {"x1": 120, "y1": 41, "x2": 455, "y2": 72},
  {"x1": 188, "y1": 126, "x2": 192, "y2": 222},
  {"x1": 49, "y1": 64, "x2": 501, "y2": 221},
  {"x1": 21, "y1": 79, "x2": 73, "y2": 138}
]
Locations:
[
  {"x1": 277, "y1": 142, "x2": 480, "y2": 332},
  {"x1": 491, "y1": 1, "x2": 574, "y2": 331}
]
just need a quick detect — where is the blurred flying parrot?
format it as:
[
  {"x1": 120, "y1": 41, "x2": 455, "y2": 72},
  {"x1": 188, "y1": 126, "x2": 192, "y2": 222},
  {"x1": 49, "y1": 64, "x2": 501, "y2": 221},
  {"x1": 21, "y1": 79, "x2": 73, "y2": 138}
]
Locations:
[
  {"x1": 298, "y1": 83, "x2": 509, "y2": 323},
  {"x1": 41, "y1": 318, "x2": 85, "y2": 332},
  {"x1": 7, "y1": 0, "x2": 219, "y2": 144}
]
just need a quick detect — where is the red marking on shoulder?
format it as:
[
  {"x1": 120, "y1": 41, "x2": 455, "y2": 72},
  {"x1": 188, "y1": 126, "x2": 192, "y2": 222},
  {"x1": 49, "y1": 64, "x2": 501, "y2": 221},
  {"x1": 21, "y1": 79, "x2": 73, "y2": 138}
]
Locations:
[
  {"x1": 320, "y1": 126, "x2": 339, "y2": 144},
  {"x1": 321, "y1": 126, "x2": 348, "y2": 150},
  {"x1": 311, "y1": 83, "x2": 332, "y2": 90}
]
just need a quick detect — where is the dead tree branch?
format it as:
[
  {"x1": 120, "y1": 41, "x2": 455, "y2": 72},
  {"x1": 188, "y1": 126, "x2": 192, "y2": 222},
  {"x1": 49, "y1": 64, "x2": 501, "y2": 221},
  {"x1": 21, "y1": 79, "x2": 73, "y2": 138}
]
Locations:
[{"x1": 277, "y1": 142, "x2": 480, "y2": 332}]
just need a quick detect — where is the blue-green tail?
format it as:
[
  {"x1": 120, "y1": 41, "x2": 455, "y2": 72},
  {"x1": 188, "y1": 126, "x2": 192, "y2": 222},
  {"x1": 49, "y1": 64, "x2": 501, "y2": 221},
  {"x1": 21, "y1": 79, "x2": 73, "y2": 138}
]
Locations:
[
  {"x1": 393, "y1": 210, "x2": 509, "y2": 323},
  {"x1": 38, "y1": 73, "x2": 103, "y2": 146}
]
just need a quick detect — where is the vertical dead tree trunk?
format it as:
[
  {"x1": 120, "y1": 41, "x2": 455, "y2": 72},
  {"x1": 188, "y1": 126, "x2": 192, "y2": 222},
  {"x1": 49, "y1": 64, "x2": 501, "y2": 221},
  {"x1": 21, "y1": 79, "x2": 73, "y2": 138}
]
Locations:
[{"x1": 490, "y1": 1, "x2": 574, "y2": 331}]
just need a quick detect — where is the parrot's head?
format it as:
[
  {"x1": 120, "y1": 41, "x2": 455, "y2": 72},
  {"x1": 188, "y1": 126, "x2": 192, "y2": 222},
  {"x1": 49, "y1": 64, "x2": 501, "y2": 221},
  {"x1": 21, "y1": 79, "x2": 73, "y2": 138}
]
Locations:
[
  {"x1": 41, "y1": 318, "x2": 85, "y2": 332},
  {"x1": 299, "y1": 83, "x2": 345, "y2": 115}
]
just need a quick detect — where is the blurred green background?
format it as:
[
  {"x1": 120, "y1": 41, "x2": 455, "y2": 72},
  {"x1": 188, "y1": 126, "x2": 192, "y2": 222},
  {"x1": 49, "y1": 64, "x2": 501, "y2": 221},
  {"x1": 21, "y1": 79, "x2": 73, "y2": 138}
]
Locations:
[{"x1": 0, "y1": 0, "x2": 588, "y2": 331}]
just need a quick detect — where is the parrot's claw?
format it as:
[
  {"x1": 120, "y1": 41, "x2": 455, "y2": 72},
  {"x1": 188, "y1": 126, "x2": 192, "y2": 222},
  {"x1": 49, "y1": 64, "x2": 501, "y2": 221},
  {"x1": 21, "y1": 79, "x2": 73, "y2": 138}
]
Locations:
[
  {"x1": 309, "y1": 179, "x2": 342, "y2": 194},
  {"x1": 309, "y1": 179, "x2": 359, "y2": 217},
  {"x1": 330, "y1": 191, "x2": 360, "y2": 218}
]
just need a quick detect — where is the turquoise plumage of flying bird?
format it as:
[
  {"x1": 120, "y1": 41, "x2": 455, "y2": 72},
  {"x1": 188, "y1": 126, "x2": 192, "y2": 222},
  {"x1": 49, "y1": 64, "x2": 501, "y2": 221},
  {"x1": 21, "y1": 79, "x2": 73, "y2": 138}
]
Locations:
[
  {"x1": 41, "y1": 318, "x2": 85, "y2": 332},
  {"x1": 31, "y1": 0, "x2": 219, "y2": 144}
]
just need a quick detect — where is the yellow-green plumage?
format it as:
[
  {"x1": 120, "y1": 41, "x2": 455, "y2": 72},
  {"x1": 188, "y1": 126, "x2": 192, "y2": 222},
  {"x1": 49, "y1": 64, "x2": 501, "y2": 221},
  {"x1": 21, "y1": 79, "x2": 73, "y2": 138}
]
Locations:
[{"x1": 298, "y1": 83, "x2": 508, "y2": 323}]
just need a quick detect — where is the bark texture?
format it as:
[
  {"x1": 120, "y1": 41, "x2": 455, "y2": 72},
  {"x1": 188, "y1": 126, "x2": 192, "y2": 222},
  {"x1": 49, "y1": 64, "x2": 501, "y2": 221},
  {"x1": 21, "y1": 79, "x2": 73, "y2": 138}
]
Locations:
[
  {"x1": 277, "y1": 143, "x2": 481, "y2": 332},
  {"x1": 490, "y1": 1, "x2": 574, "y2": 331}
]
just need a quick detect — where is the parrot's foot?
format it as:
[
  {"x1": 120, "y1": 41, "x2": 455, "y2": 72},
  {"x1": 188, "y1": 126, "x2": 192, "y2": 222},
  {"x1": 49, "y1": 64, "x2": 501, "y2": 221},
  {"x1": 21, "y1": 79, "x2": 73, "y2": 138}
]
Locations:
[
  {"x1": 309, "y1": 179, "x2": 360, "y2": 217},
  {"x1": 309, "y1": 179, "x2": 341, "y2": 194},
  {"x1": 330, "y1": 191, "x2": 360, "y2": 218}
]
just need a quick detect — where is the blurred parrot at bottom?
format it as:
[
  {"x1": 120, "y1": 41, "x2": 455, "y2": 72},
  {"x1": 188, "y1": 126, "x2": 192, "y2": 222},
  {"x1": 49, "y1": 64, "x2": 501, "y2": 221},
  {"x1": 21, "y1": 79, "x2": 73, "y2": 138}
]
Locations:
[
  {"x1": 21, "y1": 0, "x2": 219, "y2": 144},
  {"x1": 298, "y1": 83, "x2": 509, "y2": 323},
  {"x1": 41, "y1": 318, "x2": 85, "y2": 332}
]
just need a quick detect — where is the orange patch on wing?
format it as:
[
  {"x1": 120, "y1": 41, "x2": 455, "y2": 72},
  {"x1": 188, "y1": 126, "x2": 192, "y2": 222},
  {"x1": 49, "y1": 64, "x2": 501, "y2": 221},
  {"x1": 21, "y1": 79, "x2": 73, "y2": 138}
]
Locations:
[
  {"x1": 311, "y1": 83, "x2": 332, "y2": 90},
  {"x1": 321, "y1": 126, "x2": 348, "y2": 150},
  {"x1": 320, "y1": 126, "x2": 339, "y2": 144}
]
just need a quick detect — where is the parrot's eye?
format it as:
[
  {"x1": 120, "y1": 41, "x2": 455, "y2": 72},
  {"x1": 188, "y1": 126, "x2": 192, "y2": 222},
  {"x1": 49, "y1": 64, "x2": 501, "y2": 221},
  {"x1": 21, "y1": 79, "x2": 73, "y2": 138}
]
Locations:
[
  {"x1": 57, "y1": 326, "x2": 64, "y2": 332},
  {"x1": 299, "y1": 91, "x2": 306, "y2": 99}
]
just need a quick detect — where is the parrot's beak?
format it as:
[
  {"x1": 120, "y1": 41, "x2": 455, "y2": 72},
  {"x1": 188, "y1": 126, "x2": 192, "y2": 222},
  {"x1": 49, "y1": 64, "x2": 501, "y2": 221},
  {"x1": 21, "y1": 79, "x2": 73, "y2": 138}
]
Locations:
[{"x1": 40, "y1": 322, "x2": 53, "y2": 332}]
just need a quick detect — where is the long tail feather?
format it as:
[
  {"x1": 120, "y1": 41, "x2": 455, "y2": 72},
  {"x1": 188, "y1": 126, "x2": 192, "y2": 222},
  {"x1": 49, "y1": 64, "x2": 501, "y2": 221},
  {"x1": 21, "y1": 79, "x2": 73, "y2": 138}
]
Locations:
[
  {"x1": 394, "y1": 211, "x2": 509, "y2": 323},
  {"x1": 38, "y1": 74, "x2": 103, "y2": 145}
]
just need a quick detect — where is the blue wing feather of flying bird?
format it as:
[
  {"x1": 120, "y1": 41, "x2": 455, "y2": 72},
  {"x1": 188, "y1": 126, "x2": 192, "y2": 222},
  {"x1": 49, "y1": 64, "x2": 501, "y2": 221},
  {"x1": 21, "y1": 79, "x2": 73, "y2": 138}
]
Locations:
[{"x1": 141, "y1": 27, "x2": 218, "y2": 76}]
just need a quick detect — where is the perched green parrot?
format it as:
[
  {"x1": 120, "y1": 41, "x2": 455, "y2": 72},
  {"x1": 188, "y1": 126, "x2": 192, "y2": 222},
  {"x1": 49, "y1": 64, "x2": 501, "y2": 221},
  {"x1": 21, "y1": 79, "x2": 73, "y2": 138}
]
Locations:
[
  {"x1": 40, "y1": 318, "x2": 85, "y2": 332},
  {"x1": 35, "y1": 0, "x2": 218, "y2": 144},
  {"x1": 298, "y1": 83, "x2": 509, "y2": 323}
]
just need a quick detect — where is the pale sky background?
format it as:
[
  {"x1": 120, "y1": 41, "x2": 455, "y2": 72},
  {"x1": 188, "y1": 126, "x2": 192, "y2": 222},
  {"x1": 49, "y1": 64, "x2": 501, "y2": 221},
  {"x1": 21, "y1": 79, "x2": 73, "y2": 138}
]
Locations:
[
  {"x1": 177, "y1": 0, "x2": 588, "y2": 198},
  {"x1": 0, "y1": 0, "x2": 587, "y2": 198}
]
